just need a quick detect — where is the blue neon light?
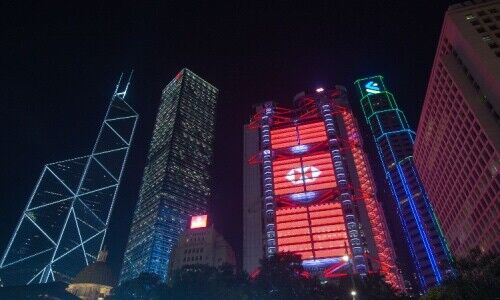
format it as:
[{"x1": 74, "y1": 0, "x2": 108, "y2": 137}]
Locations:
[
  {"x1": 290, "y1": 144, "x2": 309, "y2": 154},
  {"x1": 356, "y1": 76, "x2": 453, "y2": 291},
  {"x1": 289, "y1": 192, "x2": 318, "y2": 203},
  {"x1": 302, "y1": 257, "x2": 342, "y2": 268},
  {"x1": 365, "y1": 81, "x2": 381, "y2": 94}
]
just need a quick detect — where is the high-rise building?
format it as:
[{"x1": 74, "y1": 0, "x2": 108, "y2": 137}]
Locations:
[
  {"x1": 168, "y1": 215, "x2": 236, "y2": 277},
  {"x1": 354, "y1": 76, "x2": 454, "y2": 291},
  {"x1": 414, "y1": 1, "x2": 500, "y2": 258},
  {"x1": 242, "y1": 125, "x2": 263, "y2": 273},
  {"x1": 120, "y1": 69, "x2": 218, "y2": 283},
  {"x1": 0, "y1": 74, "x2": 138, "y2": 286},
  {"x1": 244, "y1": 86, "x2": 404, "y2": 291}
]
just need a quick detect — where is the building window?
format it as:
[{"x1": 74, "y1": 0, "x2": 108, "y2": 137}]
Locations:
[
  {"x1": 477, "y1": 11, "x2": 486, "y2": 17},
  {"x1": 477, "y1": 27, "x2": 486, "y2": 33},
  {"x1": 482, "y1": 35, "x2": 493, "y2": 41},
  {"x1": 482, "y1": 17, "x2": 492, "y2": 23},
  {"x1": 471, "y1": 20, "x2": 480, "y2": 26},
  {"x1": 465, "y1": 14, "x2": 475, "y2": 20},
  {"x1": 489, "y1": 43, "x2": 499, "y2": 49},
  {"x1": 489, "y1": 25, "x2": 498, "y2": 31}
]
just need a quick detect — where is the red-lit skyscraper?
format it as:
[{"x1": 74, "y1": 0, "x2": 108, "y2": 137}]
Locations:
[{"x1": 243, "y1": 86, "x2": 404, "y2": 291}]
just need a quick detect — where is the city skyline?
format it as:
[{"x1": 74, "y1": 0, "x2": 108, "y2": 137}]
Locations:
[{"x1": 0, "y1": 0, "x2": 473, "y2": 287}]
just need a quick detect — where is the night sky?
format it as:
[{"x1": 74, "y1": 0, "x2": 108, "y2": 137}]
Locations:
[{"x1": 1, "y1": 1, "x2": 455, "y2": 276}]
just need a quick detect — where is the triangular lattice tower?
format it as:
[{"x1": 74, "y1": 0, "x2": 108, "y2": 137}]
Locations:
[{"x1": 0, "y1": 73, "x2": 138, "y2": 285}]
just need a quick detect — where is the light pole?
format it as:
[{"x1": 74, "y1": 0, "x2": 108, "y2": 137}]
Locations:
[
  {"x1": 344, "y1": 253, "x2": 357, "y2": 300},
  {"x1": 351, "y1": 290, "x2": 357, "y2": 300}
]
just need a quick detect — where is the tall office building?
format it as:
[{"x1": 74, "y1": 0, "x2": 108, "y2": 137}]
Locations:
[
  {"x1": 414, "y1": 1, "x2": 500, "y2": 258},
  {"x1": 0, "y1": 74, "x2": 138, "y2": 286},
  {"x1": 355, "y1": 76, "x2": 454, "y2": 291},
  {"x1": 120, "y1": 69, "x2": 218, "y2": 283},
  {"x1": 244, "y1": 86, "x2": 404, "y2": 291}
]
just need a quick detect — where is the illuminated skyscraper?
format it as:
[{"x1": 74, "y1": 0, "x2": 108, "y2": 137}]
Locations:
[
  {"x1": 0, "y1": 74, "x2": 138, "y2": 286},
  {"x1": 244, "y1": 86, "x2": 404, "y2": 291},
  {"x1": 120, "y1": 69, "x2": 218, "y2": 283},
  {"x1": 355, "y1": 76, "x2": 454, "y2": 291},
  {"x1": 414, "y1": 1, "x2": 499, "y2": 257}
]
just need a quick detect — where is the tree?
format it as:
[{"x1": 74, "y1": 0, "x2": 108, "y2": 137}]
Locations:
[
  {"x1": 252, "y1": 252, "x2": 324, "y2": 299},
  {"x1": 151, "y1": 263, "x2": 250, "y2": 300},
  {"x1": 106, "y1": 273, "x2": 162, "y2": 300},
  {"x1": 421, "y1": 248, "x2": 500, "y2": 300}
]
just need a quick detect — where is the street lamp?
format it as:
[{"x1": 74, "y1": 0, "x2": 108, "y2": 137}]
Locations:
[
  {"x1": 351, "y1": 290, "x2": 357, "y2": 300},
  {"x1": 342, "y1": 255, "x2": 350, "y2": 262}
]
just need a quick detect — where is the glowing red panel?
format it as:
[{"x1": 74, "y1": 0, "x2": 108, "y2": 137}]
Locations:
[
  {"x1": 276, "y1": 203, "x2": 349, "y2": 260},
  {"x1": 272, "y1": 152, "x2": 336, "y2": 196},
  {"x1": 270, "y1": 122, "x2": 327, "y2": 150},
  {"x1": 190, "y1": 215, "x2": 208, "y2": 229}
]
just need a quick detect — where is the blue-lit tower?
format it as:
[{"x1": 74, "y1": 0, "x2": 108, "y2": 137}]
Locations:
[
  {"x1": 120, "y1": 69, "x2": 218, "y2": 283},
  {"x1": 0, "y1": 73, "x2": 138, "y2": 286},
  {"x1": 354, "y1": 76, "x2": 453, "y2": 290}
]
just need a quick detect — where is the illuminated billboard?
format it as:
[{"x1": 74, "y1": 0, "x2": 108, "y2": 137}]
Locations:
[
  {"x1": 190, "y1": 215, "x2": 208, "y2": 229},
  {"x1": 270, "y1": 122, "x2": 327, "y2": 150},
  {"x1": 276, "y1": 203, "x2": 349, "y2": 260},
  {"x1": 272, "y1": 152, "x2": 336, "y2": 196}
]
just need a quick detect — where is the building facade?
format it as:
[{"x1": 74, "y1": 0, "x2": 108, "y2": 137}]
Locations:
[
  {"x1": 414, "y1": 1, "x2": 500, "y2": 258},
  {"x1": 120, "y1": 69, "x2": 218, "y2": 283},
  {"x1": 355, "y1": 76, "x2": 454, "y2": 291},
  {"x1": 243, "y1": 125, "x2": 264, "y2": 273},
  {"x1": 0, "y1": 74, "x2": 138, "y2": 286},
  {"x1": 244, "y1": 86, "x2": 404, "y2": 291},
  {"x1": 168, "y1": 215, "x2": 236, "y2": 276}
]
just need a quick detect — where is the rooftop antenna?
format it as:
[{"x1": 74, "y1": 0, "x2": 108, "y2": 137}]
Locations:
[{"x1": 115, "y1": 70, "x2": 134, "y2": 101}]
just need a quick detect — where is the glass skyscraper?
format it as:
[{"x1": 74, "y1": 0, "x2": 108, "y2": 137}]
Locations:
[
  {"x1": 355, "y1": 76, "x2": 454, "y2": 291},
  {"x1": 0, "y1": 74, "x2": 138, "y2": 286},
  {"x1": 120, "y1": 69, "x2": 218, "y2": 283}
]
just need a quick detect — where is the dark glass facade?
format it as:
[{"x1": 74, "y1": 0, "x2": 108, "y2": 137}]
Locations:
[
  {"x1": 355, "y1": 76, "x2": 454, "y2": 291},
  {"x1": 120, "y1": 69, "x2": 218, "y2": 282}
]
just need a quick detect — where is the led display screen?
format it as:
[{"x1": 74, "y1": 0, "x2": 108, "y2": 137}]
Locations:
[
  {"x1": 270, "y1": 122, "x2": 327, "y2": 150},
  {"x1": 276, "y1": 203, "x2": 349, "y2": 260},
  {"x1": 190, "y1": 215, "x2": 208, "y2": 229},
  {"x1": 272, "y1": 152, "x2": 336, "y2": 196}
]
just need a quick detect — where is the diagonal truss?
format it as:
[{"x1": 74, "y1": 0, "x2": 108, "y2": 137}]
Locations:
[{"x1": 0, "y1": 73, "x2": 138, "y2": 286}]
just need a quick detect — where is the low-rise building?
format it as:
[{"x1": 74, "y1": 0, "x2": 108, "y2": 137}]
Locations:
[{"x1": 169, "y1": 215, "x2": 236, "y2": 276}]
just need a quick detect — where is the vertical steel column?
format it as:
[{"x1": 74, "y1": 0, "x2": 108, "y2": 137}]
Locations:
[
  {"x1": 317, "y1": 92, "x2": 367, "y2": 275},
  {"x1": 260, "y1": 102, "x2": 277, "y2": 257}
]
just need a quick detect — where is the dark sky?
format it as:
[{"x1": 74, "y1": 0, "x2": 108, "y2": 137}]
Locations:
[{"x1": 1, "y1": 1, "x2": 454, "y2": 276}]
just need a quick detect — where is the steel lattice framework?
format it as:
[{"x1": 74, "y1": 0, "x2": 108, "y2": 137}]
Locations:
[
  {"x1": 248, "y1": 87, "x2": 405, "y2": 292},
  {"x1": 0, "y1": 74, "x2": 138, "y2": 286}
]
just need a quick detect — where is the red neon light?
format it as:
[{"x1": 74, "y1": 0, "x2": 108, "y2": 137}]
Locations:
[
  {"x1": 190, "y1": 215, "x2": 207, "y2": 229},
  {"x1": 270, "y1": 122, "x2": 327, "y2": 149},
  {"x1": 276, "y1": 202, "x2": 349, "y2": 260},
  {"x1": 341, "y1": 109, "x2": 404, "y2": 291},
  {"x1": 272, "y1": 152, "x2": 336, "y2": 196}
]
